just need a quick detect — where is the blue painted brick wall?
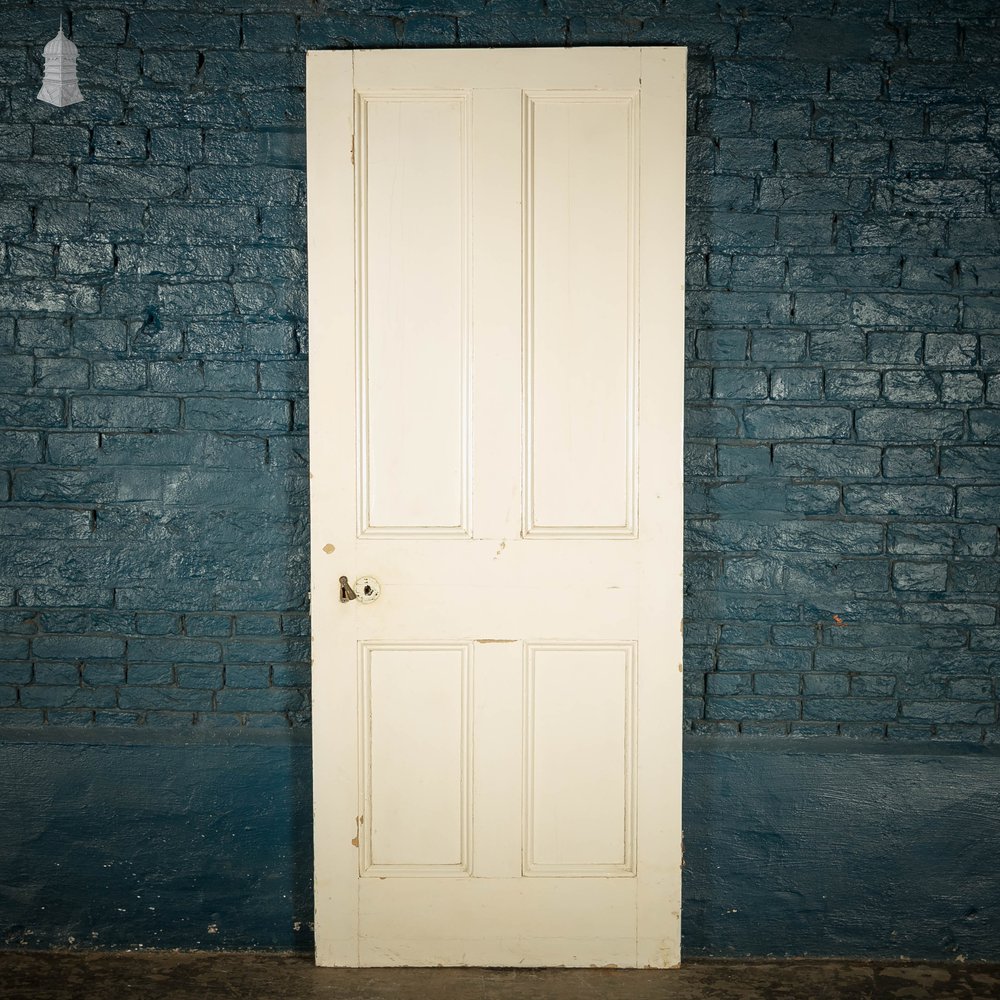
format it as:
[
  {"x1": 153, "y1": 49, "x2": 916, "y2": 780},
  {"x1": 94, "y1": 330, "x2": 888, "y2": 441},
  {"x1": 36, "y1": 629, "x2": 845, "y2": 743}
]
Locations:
[{"x1": 0, "y1": 0, "x2": 997, "y2": 740}]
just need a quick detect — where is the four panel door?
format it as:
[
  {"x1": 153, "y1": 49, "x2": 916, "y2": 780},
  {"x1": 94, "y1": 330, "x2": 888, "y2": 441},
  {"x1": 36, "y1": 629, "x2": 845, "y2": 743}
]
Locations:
[{"x1": 307, "y1": 47, "x2": 687, "y2": 968}]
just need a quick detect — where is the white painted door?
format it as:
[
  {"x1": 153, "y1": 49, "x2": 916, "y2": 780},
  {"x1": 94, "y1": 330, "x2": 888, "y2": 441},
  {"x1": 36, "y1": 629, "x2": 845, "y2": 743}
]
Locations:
[{"x1": 307, "y1": 47, "x2": 686, "y2": 969}]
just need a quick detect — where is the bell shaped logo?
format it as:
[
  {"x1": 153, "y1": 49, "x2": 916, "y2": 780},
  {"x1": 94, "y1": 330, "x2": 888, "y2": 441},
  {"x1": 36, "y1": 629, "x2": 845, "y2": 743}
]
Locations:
[{"x1": 38, "y1": 20, "x2": 83, "y2": 107}]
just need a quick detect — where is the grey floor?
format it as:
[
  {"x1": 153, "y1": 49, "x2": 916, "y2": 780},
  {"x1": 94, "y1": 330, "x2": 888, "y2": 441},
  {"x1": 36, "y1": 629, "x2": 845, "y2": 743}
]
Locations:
[{"x1": 1, "y1": 953, "x2": 999, "y2": 1000}]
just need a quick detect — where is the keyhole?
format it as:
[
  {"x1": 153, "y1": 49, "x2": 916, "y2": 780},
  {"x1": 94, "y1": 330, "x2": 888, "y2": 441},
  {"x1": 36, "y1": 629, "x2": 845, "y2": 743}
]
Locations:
[{"x1": 364, "y1": 585, "x2": 372, "y2": 596}]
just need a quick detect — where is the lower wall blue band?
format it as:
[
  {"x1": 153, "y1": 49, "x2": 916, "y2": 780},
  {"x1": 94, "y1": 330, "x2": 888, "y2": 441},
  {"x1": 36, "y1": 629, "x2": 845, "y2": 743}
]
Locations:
[{"x1": 2, "y1": 735, "x2": 998, "y2": 959}]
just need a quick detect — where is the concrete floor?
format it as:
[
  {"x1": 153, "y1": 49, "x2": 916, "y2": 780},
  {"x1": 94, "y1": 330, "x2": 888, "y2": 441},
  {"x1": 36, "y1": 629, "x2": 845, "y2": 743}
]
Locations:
[{"x1": 1, "y1": 953, "x2": 999, "y2": 1000}]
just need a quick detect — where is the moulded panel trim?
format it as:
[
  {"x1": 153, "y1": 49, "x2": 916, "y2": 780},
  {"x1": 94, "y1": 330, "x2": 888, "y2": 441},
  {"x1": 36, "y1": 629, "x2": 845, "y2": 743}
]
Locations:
[
  {"x1": 522, "y1": 640, "x2": 638, "y2": 877},
  {"x1": 355, "y1": 91, "x2": 473, "y2": 539},
  {"x1": 521, "y1": 92, "x2": 640, "y2": 540},
  {"x1": 359, "y1": 640, "x2": 473, "y2": 877}
]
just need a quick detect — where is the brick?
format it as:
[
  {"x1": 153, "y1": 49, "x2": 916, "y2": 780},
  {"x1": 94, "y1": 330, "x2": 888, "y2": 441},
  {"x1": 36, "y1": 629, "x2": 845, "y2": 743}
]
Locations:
[
  {"x1": 705, "y1": 697, "x2": 800, "y2": 721},
  {"x1": 948, "y1": 678, "x2": 993, "y2": 701},
  {"x1": 950, "y1": 561, "x2": 1000, "y2": 594},
  {"x1": 891, "y1": 179, "x2": 986, "y2": 217},
  {"x1": 32, "y1": 636, "x2": 124, "y2": 661},
  {"x1": 146, "y1": 206, "x2": 259, "y2": 245},
  {"x1": 92, "y1": 126, "x2": 147, "y2": 162},
  {"x1": 10, "y1": 244, "x2": 55, "y2": 279},
  {"x1": 958, "y1": 486, "x2": 1000, "y2": 520},
  {"x1": 226, "y1": 666, "x2": 270, "y2": 689},
  {"x1": 790, "y1": 255, "x2": 899, "y2": 290},
  {"x1": 815, "y1": 101, "x2": 923, "y2": 140},
  {"x1": 900, "y1": 603, "x2": 995, "y2": 626},
  {"x1": 720, "y1": 557, "x2": 783, "y2": 592},
  {"x1": 189, "y1": 166, "x2": 302, "y2": 206},
  {"x1": 776, "y1": 140, "x2": 829, "y2": 175},
  {"x1": 0, "y1": 431, "x2": 43, "y2": 465},
  {"x1": 128, "y1": 638, "x2": 221, "y2": 664},
  {"x1": 892, "y1": 562, "x2": 948, "y2": 592},
  {"x1": 802, "y1": 673, "x2": 849, "y2": 697},
  {"x1": 117, "y1": 687, "x2": 213, "y2": 711},
  {"x1": 693, "y1": 291, "x2": 790, "y2": 326},
  {"x1": 771, "y1": 626, "x2": 817, "y2": 648},
  {"x1": 901, "y1": 257, "x2": 958, "y2": 292},
  {"x1": 777, "y1": 215, "x2": 834, "y2": 250},
  {"x1": 924, "y1": 333, "x2": 978, "y2": 367},
  {"x1": 0, "y1": 508, "x2": 92, "y2": 539},
  {"x1": 957, "y1": 526, "x2": 997, "y2": 557},
  {"x1": 770, "y1": 368, "x2": 822, "y2": 400},
  {"x1": 845, "y1": 485, "x2": 954, "y2": 517},
  {"x1": 136, "y1": 614, "x2": 179, "y2": 636},
  {"x1": 159, "y1": 282, "x2": 235, "y2": 318},
  {"x1": 903, "y1": 701, "x2": 995, "y2": 725},
  {"x1": 224, "y1": 638, "x2": 308, "y2": 664},
  {"x1": 0, "y1": 662, "x2": 32, "y2": 685},
  {"x1": 798, "y1": 555, "x2": 882, "y2": 597},
  {"x1": 882, "y1": 446, "x2": 936, "y2": 479},
  {"x1": 32, "y1": 125, "x2": 89, "y2": 158},
  {"x1": 717, "y1": 59, "x2": 826, "y2": 100},
  {"x1": 695, "y1": 330, "x2": 747, "y2": 361},
  {"x1": 234, "y1": 615, "x2": 282, "y2": 636},
  {"x1": 92, "y1": 361, "x2": 147, "y2": 391},
  {"x1": 215, "y1": 687, "x2": 305, "y2": 713},
  {"x1": 71, "y1": 396, "x2": 178, "y2": 430},
  {"x1": 73, "y1": 320, "x2": 127, "y2": 353},
  {"x1": 717, "y1": 444, "x2": 770, "y2": 476},
  {"x1": 184, "y1": 397, "x2": 289, "y2": 432},
  {"x1": 851, "y1": 675, "x2": 896, "y2": 697},
  {"x1": 34, "y1": 663, "x2": 80, "y2": 685},
  {"x1": 883, "y1": 370, "x2": 938, "y2": 403},
  {"x1": 272, "y1": 664, "x2": 310, "y2": 687},
  {"x1": 35, "y1": 358, "x2": 89, "y2": 390},
  {"x1": 970, "y1": 410, "x2": 1000, "y2": 442},
  {"x1": 185, "y1": 615, "x2": 232, "y2": 637},
  {"x1": 829, "y1": 65, "x2": 886, "y2": 100},
  {"x1": 856, "y1": 408, "x2": 963, "y2": 443},
  {"x1": 129, "y1": 11, "x2": 240, "y2": 48},
  {"x1": 127, "y1": 664, "x2": 173, "y2": 686},
  {"x1": 866, "y1": 332, "x2": 923, "y2": 364},
  {"x1": 887, "y1": 526, "x2": 954, "y2": 557},
  {"x1": 851, "y1": 293, "x2": 958, "y2": 329},
  {"x1": 802, "y1": 698, "x2": 897, "y2": 722},
  {"x1": 751, "y1": 330, "x2": 806, "y2": 362},
  {"x1": 753, "y1": 673, "x2": 801, "y2": 696},
  {"x1": 17, "y1": 318, "x2": 72, "y2": 351},
  {"x1": 150, "y1": 128, "x2": 203, "y2": 165},
  {"x1": 844, "y1": 216, "x2": 947, "y2": 253},
  {"x1": 760, "y1": 177, "x2": 869, "y2": 213},
  {"x1": 941, "y1": 373, "x2": 983, "y2": 404},
  {"x1": 0, "y1": 281, "x2": 98, "y2": 315},
  {"x1": 717, "y1": 647, "x2": 812, "y2": 673},
  {"x1": 717, "y1": 139, "x2": 773, "y2": 174},
  {"x1": 704, "y1": 670, "x2": 750, "y2": 696},
  {"x1": 20, "y1": 686, "x2": 116, "y2": 710},
  {"x1": 77, "y1": 165, "x2": 187, "y2": 201},
  {"x1": 824, "y1": 369, "x2": 881, "y2": 401},
  {"x1": 177, "y1": 666, "x2": 223, "y2": 689},
  {"x1": 685, "y1": 406, "x2": 739, "y2": 438},
  {"x1": 83, "y1": 664, "x2": 125, "y2": 686},
  {"x1": 744, "y1": 405, "x2": 852, "y2": 440},
  {"x1": 712, "y1": 368, "x2": 768, "y2": 399},
  {"x1": 186, "y1": 321, "x2": 297, "y2": 357}
]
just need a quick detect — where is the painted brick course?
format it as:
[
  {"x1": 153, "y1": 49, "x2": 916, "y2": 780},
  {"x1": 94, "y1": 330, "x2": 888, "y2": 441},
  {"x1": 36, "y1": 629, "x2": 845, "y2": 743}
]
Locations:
[{"x1": 0, "y1": 0, "x2": 997, "y2": 740}]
